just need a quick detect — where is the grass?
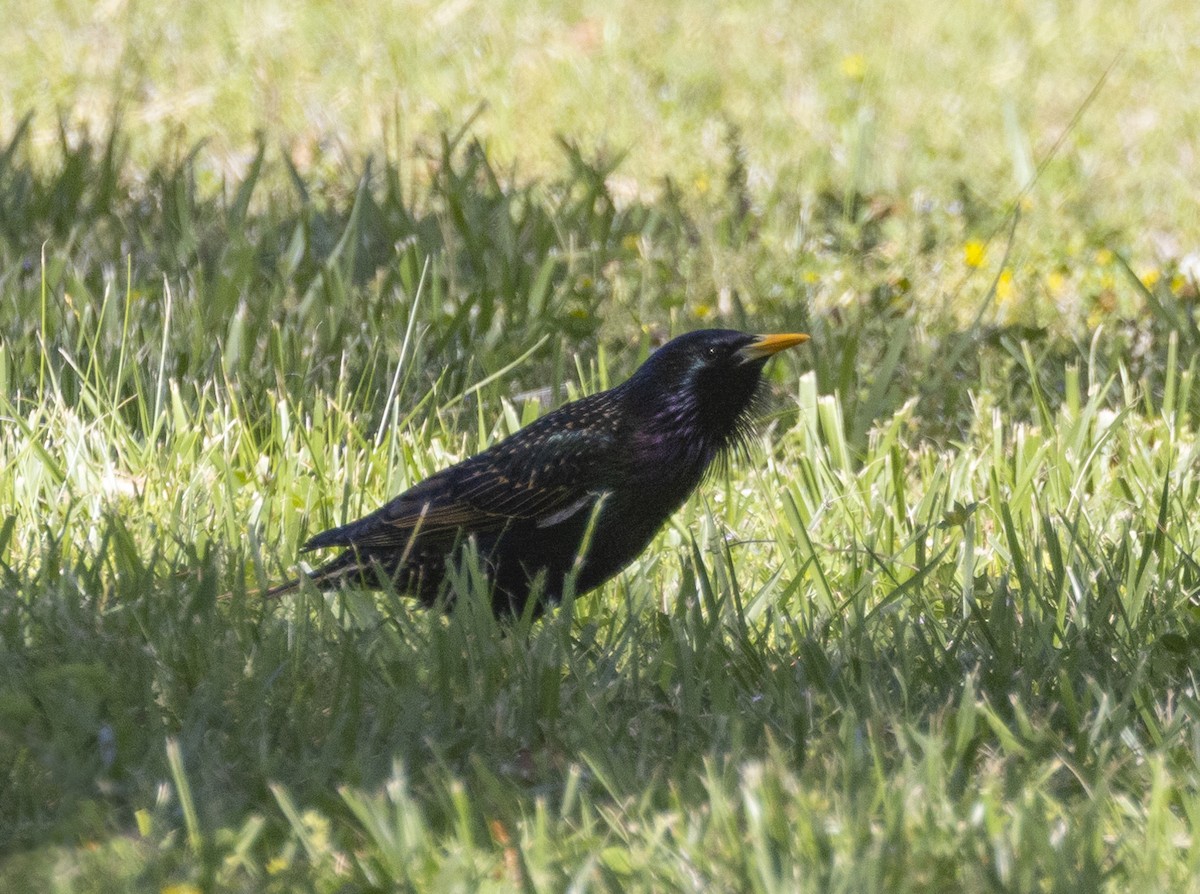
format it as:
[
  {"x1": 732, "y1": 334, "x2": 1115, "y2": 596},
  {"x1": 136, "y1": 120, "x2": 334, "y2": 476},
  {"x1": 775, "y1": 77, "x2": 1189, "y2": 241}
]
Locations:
[{"x1": 4, "y1": 1, "x2": 1200, "y2": 890}]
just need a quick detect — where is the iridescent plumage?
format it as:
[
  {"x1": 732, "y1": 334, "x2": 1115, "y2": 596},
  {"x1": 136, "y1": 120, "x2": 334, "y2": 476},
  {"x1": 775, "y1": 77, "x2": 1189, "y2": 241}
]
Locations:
[{"x1": 267, "y1": 329, "x2": 808, "y2": 615}]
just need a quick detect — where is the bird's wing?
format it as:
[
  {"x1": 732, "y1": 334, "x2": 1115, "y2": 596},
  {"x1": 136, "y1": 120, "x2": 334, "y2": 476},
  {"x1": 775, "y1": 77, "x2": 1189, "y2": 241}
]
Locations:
[{"x1": 302, "y1": 407, "x2": 623, "y2": 552}]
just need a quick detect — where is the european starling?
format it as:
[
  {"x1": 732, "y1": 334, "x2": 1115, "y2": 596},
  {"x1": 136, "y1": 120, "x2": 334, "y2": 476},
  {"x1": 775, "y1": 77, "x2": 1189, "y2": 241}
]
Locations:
[{"x1": 267, "y1": 328, "x2": 809, "y2": 615}]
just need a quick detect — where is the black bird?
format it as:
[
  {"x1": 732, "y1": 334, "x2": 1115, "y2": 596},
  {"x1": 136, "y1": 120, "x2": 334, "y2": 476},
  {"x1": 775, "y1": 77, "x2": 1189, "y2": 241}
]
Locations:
[{"x1": 267, "y1": 329, "x2": 809, "y2": 615}]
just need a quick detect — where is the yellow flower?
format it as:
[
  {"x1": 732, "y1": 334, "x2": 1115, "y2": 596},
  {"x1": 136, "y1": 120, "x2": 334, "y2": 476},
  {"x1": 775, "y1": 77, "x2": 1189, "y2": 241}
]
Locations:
[
  {"x1": 841, "y1": 53, "x2": 866, "y2": 81},
  {"x1": 1047, "y1": 271, "x2": 1067, "y2": 296},
  {"x1": 963, "y1": 239, "x2": 987, "y2": 268},
  {"x1": 996, "y1": 269, "x2": 1015, "y2": 304},
  {"x1": 695, "y1": 303, "x2": 714, "y2": 320},
  {"x1": 694, "y1": 174, "x2": 710, "y2": 195},
  {"x1": 1095, "y1": 248, "x2": 1113, "y2": 266},
  {"x1": 1139, "y1": 268, "x2": 1160, "y2": 288},
  {"x1": 802, "y1": 270, "x2": 820, "y2": 284}
]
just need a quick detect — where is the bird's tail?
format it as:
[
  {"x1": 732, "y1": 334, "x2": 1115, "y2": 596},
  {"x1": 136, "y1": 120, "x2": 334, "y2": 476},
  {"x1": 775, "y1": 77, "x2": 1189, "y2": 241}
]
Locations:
[
  {"x1": 259, "y1": 551, "x2": 367, "y2": 598},
  {"x1": 218, "y1": 577, "x2": 302, "y2": 601},
  {"x1": 261, "y1": 577, "x2": 303, "y2": 598}
]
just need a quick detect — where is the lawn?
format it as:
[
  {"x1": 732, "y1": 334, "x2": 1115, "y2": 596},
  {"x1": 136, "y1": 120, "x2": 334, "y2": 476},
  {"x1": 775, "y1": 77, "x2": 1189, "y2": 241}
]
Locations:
[{"x1": 3, "y1": 1, "x2": 1200, "y2": 890}]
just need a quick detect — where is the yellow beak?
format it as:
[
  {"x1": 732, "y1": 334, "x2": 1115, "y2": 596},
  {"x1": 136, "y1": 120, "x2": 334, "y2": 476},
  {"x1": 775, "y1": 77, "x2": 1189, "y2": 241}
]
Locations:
[{"x1": 738, "y1": 332, "x2": 810, "y2": 362}]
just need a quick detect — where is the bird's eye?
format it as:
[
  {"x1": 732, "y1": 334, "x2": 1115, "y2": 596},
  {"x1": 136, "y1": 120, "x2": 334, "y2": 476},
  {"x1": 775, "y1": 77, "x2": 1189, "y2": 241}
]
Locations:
[{"x1": 704, "y1": 345, "x2": 719, "y2": 359}]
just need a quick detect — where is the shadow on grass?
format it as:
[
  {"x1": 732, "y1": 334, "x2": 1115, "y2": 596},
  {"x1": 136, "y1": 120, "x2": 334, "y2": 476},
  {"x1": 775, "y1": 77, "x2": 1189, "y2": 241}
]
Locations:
[{"x1": 3, "y1": 501, "x2": 1198, "y2": 876}]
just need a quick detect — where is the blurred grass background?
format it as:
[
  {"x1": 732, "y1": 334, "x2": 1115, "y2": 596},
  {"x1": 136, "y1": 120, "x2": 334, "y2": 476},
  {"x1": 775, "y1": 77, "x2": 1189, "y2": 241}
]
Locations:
[{"x1": 7, "y1": 0, "x2": 1198, "y2": 229}]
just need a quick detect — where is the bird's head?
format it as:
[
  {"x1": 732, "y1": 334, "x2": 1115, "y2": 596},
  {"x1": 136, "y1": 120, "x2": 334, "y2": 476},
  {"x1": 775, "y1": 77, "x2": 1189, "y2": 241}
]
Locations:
[{"x1": 624, "y1": 328, "x2": 809, "y2": 463}]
